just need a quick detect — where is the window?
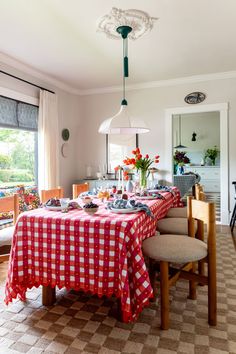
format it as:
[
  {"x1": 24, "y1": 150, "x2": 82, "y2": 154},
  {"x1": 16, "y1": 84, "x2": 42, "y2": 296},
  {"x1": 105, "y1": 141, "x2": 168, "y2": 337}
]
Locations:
[
  {"x1": 106, "y1": 134, "x2": 138, "y2": 173},
  {"x1": 0, "y1": 128, "x2": 37, "y2": 187},
  {"x1": 0, "y1": 96, "x2": 38, "y2": 187}
]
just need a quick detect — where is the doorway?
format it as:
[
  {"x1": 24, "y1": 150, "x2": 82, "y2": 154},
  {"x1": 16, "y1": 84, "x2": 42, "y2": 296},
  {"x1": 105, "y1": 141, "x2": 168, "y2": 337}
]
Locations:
[{"x1": 165, "y1": 103, "x2": 229, "y2": 225}]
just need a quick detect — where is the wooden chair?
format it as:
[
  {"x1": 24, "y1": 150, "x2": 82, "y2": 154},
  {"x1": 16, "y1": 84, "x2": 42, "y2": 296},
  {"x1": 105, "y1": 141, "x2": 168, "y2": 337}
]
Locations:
[
  {"x1": 165, "y1": 183, "x2": 203, "y2": 219},
  {"x1": 158, "y1": 184, "x2": 204, "y2": 235},
  {"x1": 143, "y1": 196, "x2": 216, "y2": 329},
  {"x1": 40, "y1": 187, "x2": 64, "y2": 204},
  {"x1": 230, "y1": 181, "x2": 236, "y2": 231},
  {"x1": 0, "y1": 194, "x2": 19, "y2": 263},
  {"x1": 72, "y1": 183, "x2": 89, "y2": 199}
]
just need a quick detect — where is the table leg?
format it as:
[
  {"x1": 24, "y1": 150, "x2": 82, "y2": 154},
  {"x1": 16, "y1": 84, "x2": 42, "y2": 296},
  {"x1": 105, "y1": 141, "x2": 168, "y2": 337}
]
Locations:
[
  {"x1": 42, "y1": 285, "x2": 56, "y2": 306},
  {"x1": 117, "y1": 298, "x2": 123, "y2": 321}
]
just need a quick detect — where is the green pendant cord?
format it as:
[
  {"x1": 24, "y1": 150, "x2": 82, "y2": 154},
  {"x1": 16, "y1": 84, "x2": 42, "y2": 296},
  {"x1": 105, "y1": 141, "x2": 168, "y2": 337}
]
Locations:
[{"x1": 122, "y1": 37, "x2": 128, "y2": 105}]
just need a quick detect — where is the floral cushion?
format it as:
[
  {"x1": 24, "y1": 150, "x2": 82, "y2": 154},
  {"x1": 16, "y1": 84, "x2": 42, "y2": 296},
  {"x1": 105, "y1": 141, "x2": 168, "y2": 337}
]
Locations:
[
  {"x1": 0, "y1": 185, "x2": 40, "y2": 217},
  {"x1": 18, "y1": 186, "x2": 40, "y2": 212},
  {"x1": 0, "y1": 211, "x2": 13, "y2": 220}
]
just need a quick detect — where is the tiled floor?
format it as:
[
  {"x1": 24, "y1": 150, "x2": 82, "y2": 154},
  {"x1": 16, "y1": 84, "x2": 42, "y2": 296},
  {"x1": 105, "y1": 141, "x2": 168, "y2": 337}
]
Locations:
[{"x1": 0, "y1": 226, "x2": 236, "y2": 353}]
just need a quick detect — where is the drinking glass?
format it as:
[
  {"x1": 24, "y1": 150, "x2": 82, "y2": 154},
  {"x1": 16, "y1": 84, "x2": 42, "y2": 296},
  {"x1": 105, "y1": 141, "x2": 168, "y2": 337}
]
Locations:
[{"x1": 60, "y1": 198, "x2": 70, "y2": 209}]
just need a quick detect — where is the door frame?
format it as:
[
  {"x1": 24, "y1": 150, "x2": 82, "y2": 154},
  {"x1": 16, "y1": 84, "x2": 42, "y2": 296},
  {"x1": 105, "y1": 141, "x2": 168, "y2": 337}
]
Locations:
[{"x1": 165, "y1": 103, "x2": 229, "y2": 225}]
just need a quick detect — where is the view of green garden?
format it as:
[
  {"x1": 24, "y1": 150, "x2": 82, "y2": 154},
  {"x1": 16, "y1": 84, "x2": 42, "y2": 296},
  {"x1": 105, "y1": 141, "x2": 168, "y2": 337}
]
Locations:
[{"x1": 0, "y1": 128, "x2": 36, "y2": 187}]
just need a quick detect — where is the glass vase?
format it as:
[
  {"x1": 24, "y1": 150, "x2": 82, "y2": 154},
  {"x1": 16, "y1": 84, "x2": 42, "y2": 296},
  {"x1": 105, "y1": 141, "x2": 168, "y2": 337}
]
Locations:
[
  {"x1": 139, "y1": 169, "x2": 148, "y2": 189},
  {"x1": 177, "y1": 164, "x2": 185, "y2": 175}
]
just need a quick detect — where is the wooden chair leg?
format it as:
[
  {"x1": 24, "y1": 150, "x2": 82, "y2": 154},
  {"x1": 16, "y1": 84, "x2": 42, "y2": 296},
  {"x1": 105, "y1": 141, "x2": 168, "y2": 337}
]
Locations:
[
  {"x1": 160, "y1": 261, "x2": 169, "y2": 330},
  {"x1": 188, "y1": 262, "x2": 197, "y2": 300},
  {"x1": 42, "y1": 286, "x2": 56, "y2": 306},
  {"x1": 231, "y1": 209, "x2": 236, "y2": 231},
  {"x1": 208, "y1": 258, "x2": 217, "y2": 326},
  {"x1": 198, "y1": 260, "x2": 205, "y2": 277},
  {"x1": 230, "y1": 203, "x2": 236, "y2": 227},
  {"x1": 0, "y1": 254, "x2": 10, "y2": 263}
]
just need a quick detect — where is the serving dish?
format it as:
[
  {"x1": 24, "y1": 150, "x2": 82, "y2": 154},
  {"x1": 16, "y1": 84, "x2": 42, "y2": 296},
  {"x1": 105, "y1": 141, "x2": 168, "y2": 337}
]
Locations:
[
  {"x1": 109, "y1": 207, "x2": 140, "y2": 214},
  {"x1": 44, "y1": 205, "x2": 64, "y2": 211},
  {"x1": 136, "y1": 195, "x2": 158, "y2": 200}
]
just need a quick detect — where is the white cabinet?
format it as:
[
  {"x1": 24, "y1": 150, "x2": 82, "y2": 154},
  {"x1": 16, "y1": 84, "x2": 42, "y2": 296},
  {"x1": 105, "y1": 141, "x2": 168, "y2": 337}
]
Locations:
[{"x1": 184, "y1": 166, "x2": 220, "y2": 192}]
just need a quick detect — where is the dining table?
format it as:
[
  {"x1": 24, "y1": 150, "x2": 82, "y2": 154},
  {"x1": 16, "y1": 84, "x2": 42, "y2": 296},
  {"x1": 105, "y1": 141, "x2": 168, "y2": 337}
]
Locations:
[{"x1": 5, "y1": 187, "x2": 182, "y2": 323}]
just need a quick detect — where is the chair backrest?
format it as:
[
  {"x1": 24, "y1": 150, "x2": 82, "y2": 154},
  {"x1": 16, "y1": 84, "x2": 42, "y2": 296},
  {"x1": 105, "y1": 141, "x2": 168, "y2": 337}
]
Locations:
[
  {"x1": 195, "y1": 183, "x2": 204, "y2": 200},
  {"x1": 0, "y1": 194, "x2": 19, "y2": 224},
  {"x1": 40, "y1": 187, "x2": 64, "y2": 204},
  {"x1": 72, "y1": 183, "x2": 89, "y2": 199},
  {"x1": 187, "y1": 196, "x2": 216, "y2": 249}
]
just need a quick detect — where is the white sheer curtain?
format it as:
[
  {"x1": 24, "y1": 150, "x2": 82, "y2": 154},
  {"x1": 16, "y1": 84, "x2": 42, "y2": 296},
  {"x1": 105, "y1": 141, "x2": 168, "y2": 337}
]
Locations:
[{"x1": 38, "y1": 90, "x2": 59, "y2": 190}]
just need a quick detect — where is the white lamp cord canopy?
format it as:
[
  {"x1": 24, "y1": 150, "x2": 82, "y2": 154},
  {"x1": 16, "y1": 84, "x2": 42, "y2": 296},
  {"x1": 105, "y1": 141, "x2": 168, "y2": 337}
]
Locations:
[{"x1": 98, "y1": 25, "x2": 150, "y2": 134}]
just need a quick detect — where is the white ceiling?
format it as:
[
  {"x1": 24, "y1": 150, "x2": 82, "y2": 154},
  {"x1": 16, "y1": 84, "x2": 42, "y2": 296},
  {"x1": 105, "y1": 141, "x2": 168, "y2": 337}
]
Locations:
[{"x1": 0, "y1": 0, "x2": 236, "y2": 92}]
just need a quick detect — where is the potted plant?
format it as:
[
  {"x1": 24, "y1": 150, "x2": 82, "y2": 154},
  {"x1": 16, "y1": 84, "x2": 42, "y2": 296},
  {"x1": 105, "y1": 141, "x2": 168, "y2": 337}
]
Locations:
[
  {"x1": 173, "y1": 150, "x2": 190, "y2": 175},
  {"x1": 204, "y1": 146, "x2": 219, "y2": 166}
]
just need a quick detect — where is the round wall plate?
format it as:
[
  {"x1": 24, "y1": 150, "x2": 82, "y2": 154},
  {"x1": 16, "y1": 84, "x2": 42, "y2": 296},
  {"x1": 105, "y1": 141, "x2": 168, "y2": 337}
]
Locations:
[
  {"x1": 61, "y1": 143, "x2": 69, "y2": 158},
  {"x1": 184, "y1": 92, "x2": 206, "y2": 104},
  {"x1": 62, "y1": 128, "x2": 70, "y2": 141}
]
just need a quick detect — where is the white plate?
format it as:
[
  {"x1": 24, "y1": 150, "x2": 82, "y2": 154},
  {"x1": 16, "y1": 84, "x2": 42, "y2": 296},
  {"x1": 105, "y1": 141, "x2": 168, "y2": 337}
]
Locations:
[
  {"x1": 109, "y1": 208, "x2": 141, "y2": 214},
  {"x1": 44, "y1": 205, "x2": 63, "y2": 211},
  {"x1": 136, "y1": 195, "x2": 158, "y2": 200}
]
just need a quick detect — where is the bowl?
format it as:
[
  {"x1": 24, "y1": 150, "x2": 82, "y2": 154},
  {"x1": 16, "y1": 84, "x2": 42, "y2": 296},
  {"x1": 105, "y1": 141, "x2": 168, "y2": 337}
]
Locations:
[{"x1": 83, "y1": 206, "x2": 99, "y2": 214}]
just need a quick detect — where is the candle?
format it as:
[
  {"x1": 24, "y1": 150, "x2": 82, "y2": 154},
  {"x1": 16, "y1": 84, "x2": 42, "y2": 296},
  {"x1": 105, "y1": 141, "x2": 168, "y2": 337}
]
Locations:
[
  {"x1": 118, "y1": 168, "x2": 121, "y2": 189},
  {"x1": 121, "y1": 168, "x2": 124, "y2": 193}
]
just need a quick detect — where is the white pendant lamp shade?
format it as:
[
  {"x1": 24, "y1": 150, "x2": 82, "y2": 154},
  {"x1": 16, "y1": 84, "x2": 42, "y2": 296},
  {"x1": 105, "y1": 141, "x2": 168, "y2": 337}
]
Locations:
[{"x1": 98, "y1": 104, "x2": 149, "y2": 134}]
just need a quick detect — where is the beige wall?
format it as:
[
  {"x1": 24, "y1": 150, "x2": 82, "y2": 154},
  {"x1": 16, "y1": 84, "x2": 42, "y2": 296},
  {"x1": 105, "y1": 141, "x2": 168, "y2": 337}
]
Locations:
[
  {"x1": 0, "y1": 63, "x2": 81, "y2": 197},
  {"x1": 80, "y1": 78, "x2": 236, "y2": 214}
]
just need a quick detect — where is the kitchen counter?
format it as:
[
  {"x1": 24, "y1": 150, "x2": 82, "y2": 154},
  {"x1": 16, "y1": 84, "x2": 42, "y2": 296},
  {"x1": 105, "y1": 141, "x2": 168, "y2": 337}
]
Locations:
[{"x1": 185, "y1": 166, "x2": 220, "y2": 192}]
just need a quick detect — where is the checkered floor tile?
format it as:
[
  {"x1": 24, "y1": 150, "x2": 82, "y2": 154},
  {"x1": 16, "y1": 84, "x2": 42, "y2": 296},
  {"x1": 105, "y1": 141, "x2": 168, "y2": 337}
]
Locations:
[{"x1": 0, "y1": 227, "x2": 236, "y2": 353}]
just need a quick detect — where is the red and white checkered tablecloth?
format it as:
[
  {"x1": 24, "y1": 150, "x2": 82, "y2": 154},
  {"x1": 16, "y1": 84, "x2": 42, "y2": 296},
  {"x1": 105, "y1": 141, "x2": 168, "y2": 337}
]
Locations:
[{"x1": 5, "y1": 187, "x2": 182, "y2": 322}]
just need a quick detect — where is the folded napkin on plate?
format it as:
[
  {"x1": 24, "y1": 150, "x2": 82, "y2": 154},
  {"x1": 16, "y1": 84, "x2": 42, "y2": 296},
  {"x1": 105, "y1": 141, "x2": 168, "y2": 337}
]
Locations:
[
  {"x1": 153, "y1": 185, "x2": 175, "y2": 196},
  {"x1": 106, "y1": 199, "x2": 154, "y2": 218},
  {"x1": 149, "y1": 192, "x2": 166, "y2": 200}
]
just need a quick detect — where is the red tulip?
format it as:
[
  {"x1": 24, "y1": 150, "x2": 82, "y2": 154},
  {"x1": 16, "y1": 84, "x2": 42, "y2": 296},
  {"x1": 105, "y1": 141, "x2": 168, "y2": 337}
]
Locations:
[{"x1": 145, "y1": 154, "x2": 149, "y2": 159}]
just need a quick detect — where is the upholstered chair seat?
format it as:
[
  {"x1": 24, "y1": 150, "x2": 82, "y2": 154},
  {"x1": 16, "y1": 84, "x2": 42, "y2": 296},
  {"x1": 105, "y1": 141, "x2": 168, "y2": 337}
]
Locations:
[
  {"x1": 0, "y1": 226, "x2": 15, "y2": 247},
  {"x1": 143, "y1": 234, "x2": 207, "y2": 264}
]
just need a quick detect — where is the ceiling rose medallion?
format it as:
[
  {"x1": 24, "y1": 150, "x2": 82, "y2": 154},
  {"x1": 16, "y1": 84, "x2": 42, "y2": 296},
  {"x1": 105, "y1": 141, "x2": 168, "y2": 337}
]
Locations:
[{"x1": 97, "y1": 7, "x2": 158, "y2": 40}]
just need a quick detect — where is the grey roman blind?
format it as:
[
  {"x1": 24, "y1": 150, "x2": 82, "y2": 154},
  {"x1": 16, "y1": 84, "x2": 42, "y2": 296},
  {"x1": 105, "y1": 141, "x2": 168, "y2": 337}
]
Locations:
[{"x1": 0, "y1": 96, "x2": 38, "y2": 131}]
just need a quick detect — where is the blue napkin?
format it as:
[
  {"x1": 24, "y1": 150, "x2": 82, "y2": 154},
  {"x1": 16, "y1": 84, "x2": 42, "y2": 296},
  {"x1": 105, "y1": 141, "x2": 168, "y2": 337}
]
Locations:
[
  {"x1": 106, "y1": 199, "x2": 154, "y2": 219},
  {"x1": 153, "y1": 185, "x2": 175, "y2": 196}
]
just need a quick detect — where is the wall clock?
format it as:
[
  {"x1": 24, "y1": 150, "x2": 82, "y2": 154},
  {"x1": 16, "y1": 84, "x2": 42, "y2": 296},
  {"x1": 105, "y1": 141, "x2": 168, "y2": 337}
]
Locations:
[
  {"x1": 62, "y1": 128, "x2": 70, "y2": 141},
  {"x1": 184, "y1": 92, "x2": 206, "y2": 104}
]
